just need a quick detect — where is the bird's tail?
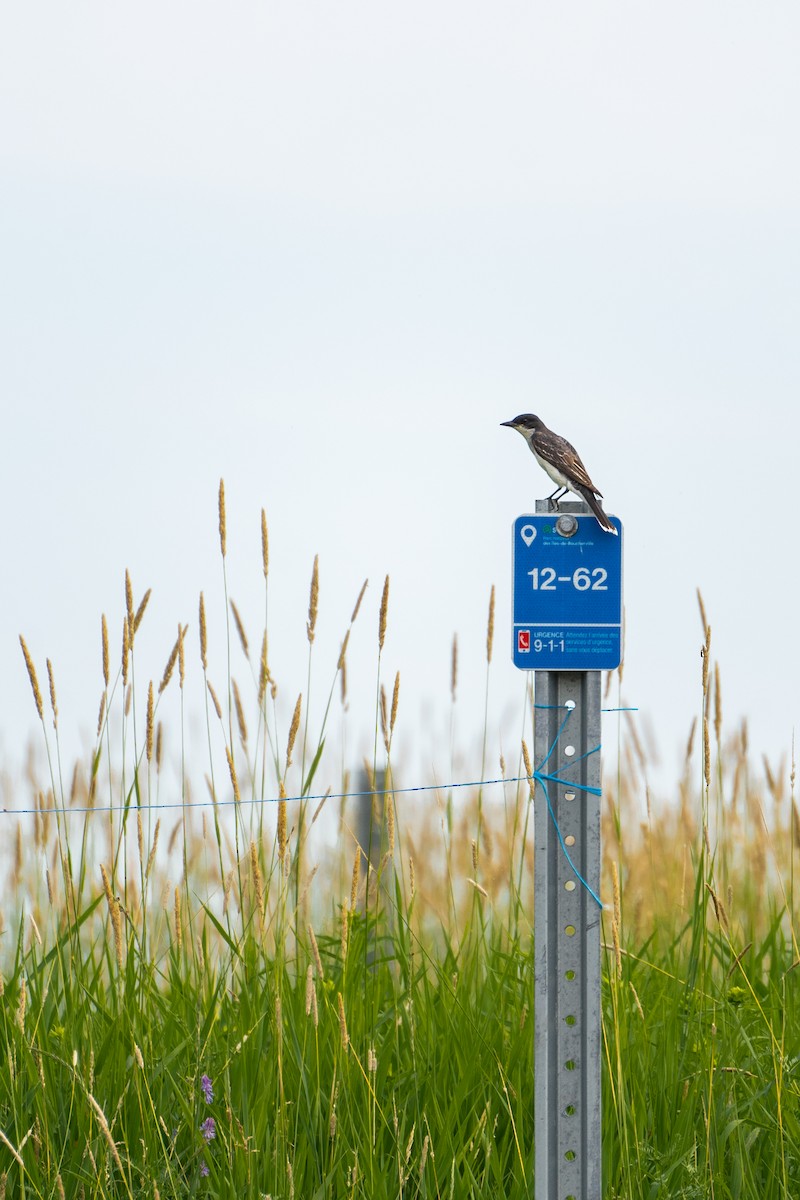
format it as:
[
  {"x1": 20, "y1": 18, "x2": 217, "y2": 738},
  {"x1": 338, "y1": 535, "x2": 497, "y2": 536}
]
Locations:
[{"x1": 575, "y1": 485, "x2": 617, "y2": 534}]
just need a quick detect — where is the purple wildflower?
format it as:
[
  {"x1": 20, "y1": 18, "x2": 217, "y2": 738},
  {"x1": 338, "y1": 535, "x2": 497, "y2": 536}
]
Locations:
[
  {"x1": 200, "y1": 1117, "x2": 216, "y2": 1142},
  {"x1": 200, "y1": 1074, "x2": 214, "y2": 1104},
  {"x1": 200, "y1": 1161, "x2": 210, "y2": 1178}
]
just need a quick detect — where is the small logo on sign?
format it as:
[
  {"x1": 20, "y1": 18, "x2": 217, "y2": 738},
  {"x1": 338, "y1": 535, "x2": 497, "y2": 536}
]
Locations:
[{"x1": 518, "y1": 630, "x2": 530, "y2": 652}]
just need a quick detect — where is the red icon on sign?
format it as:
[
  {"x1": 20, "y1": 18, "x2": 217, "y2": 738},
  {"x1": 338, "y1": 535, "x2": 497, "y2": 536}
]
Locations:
[{"x1": 518, "y1": 630, "x2": 530, "y2": 652}]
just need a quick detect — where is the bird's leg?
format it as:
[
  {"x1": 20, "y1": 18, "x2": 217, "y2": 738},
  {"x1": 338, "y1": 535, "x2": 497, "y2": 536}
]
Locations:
[{"x1": 546, "y1": 486, "x2": 567, "y2": 512}]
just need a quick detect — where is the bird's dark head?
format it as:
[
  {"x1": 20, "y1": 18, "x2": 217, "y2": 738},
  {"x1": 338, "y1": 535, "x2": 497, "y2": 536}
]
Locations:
[{"x1": 501, "y1": 413, "x2": 542, "y2": 433}]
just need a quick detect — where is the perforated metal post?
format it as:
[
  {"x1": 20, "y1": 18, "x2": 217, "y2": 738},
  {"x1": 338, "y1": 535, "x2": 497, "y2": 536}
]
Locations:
[{"x1": 533, "y1": 500, "x2": 602, "y2": 1200}]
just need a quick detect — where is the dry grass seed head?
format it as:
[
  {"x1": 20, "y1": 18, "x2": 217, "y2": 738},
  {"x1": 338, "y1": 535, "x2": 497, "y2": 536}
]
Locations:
[
  {"x1": 218, "y1": 478, "x2": 227, "y2": 558},
  {"x1": 261, "y1": 508, "x2": 269, "y2": 578},
  {"x1": 233, "y1": 679, "x2": 248, "y2": 746},
  {"x1": 486, "y1": 585, "x2": 495, "y2": 664},
  {"x1": 207, "y1": 680, "x2": 223, "y2": 720},
  {"x1": 19, "y1": 636, "x2": 43, "y2": 720},
  {"x1": 146, "y1": 682, "x2": 154, "y2": 762},
  {"x1": 337, "y1": 992, "x2": 349, "y2": 1051},
  {"x1": 46, "y1": 659, "x2": 57, "y2": 727},
  {"x1": 125, "y1": 570, "x2": 135, "y2": 644},
  {"x1": 378, "y1": 576, "x2": 390, "y2": 651},
  {"x1": 350, "y1": 847, "x2": 361, "y2": 912},
  {"x1": 226, "y1": 747, "x2": 241, "y2": 806},
  {"x1": 199, "y1": 592, "x2": 208, "y2": 671},
  {"x1": 133, "y1": 588, "x2": 151, "y2": 634},
  {"x1": 351, "y1": 577, "x2": 368, "y2": 623},
  {"x1": 521, "y1": 740, "x2": 536, "y2": 802},
  {"x1": 158, "y1": 628, "x2": 182, "y2": 694},
  {"x1": 121, "y1": 618, "x2": 130, "y2": 688},
  {"x1": 277, "y1": 797, "x2": 287, "y2": 863},
  {"x1": 96, "y1": 692, "x2": 106, "y2": 739},
  {"x1": 307, "y1": 554, "x2": 319, "y2": 644},
  {"x1": 285, "y1": 693, "x2": 302, "y2": 772},
  {"x1": 230, "y1": 598, "x2": 249, "y2": 659},
  {"x1": 451, "y1": 634, "x2": 458, "y2": 702},
  {"x1": 390, "y1": 672, "x2": 400, "y2": 736}
]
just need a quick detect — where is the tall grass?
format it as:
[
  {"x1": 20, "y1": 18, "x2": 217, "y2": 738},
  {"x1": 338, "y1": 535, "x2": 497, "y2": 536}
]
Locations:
[{"x1": 2, "y1": 491, "x2": 799, "y2": 1198}]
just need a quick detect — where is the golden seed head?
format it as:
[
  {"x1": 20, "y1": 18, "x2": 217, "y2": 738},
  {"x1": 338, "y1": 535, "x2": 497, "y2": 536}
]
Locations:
[
  {"x1": 121, "y1": 618, "x2": 130, "y2": 688},
  {"x1": 146, "y1": 820, "x2": 160, "y2": 880},
  {"x1": 199, "y1": 592, "x2": 208, "y2": 671},
  {"x1": 178, "y1": 623, "x2": 186, "y2": 689},
  {"x1": 250, "y1": 841, "x2": 264, "y2": 915},
  {"x1": 230, "y1": 599, "x2": 249, "y2": 659},
  {"x1": 233, "y1": 680, "x2": 248, "y2": 746},
  {"x1": 308, "y1": 924, "x2": 324, "y2": 979},
  {"x1": 471, "y1": 839, "x2": 478, "y2": 873},
  {"x1": 378, "y1": 576, "x2": 390, "y2": 651},
  {"x1": 696, "y1": 587, "x2": 708, "y2": 637},
  {"x1": 19, "y1": 636, "x2": 43, "y2": 720},
  {"x1": 340, "y1": 899, "x2": 348, "y2": 959},
  {"x1": 133, "y1": 588, "x2": 152, "y2": 634},
  {"x1": 486, "y1": 584, "x2": 495, "y2": 664},
  {"x1": 703, "y1": 718, "x2": 710, "y2": 789},
  {"x1": 285, "y1": 693, "x2": 302, "y2": 772},
  {"x1": 340, "y1": 656, "x2": 348, "y2": 708},
  {"x1": 226, "y1": 747, "x2": 241, "y2": 806},
  {"x1": 277, "y1": 798, "x2": 287, "y2": 863},
  {"x1": 305, "y1": 964, "x2": 314, "y2": 1015},
  {"x1": 207, "y1": 680, "x2": 223, "y2": 720},
  {"x1": 409, "y1": 855, "x2": 415, "y2": 899},
  {"x1": 46, "y1": 658, "x2": 58, "y2": 728},
  {"x1": 218, "y1": 478, "x2": 227, "y2": 558},
  {"x1": 387, "y1": 796, "x2": 395, "y2": 855},
  {"x1": 380, "y1": 685, "x2": 389, "y2": 752},
  {"x1": 350, "y1": 847, "x2": 361, "y2": 913},
  {"x1": 258, "y1": 631, "x2": 269, "y2": 705},
  {"x1": 307, "y1": 554, "x2": 320, "y2": 644},
  {"x1": 337, "y1": 628, "x2": 350, "y2": 672},
  {"x1": 134, "y1": 1044, "x2": 144, "y2": 1071},
  {"x1": 351, "y1": 578, "x2": 368, "y2": 623},
  {"x1": 337, "y1": 991, "x2": 349, "y2": 1051},
  {"x1": 146, "y1": 682, "x2": 154, "y2": 763},
  {"x1": 390, "y1": 672, "x2": 400, "y2": 736},
  {"x1": 261, "y1": 508, "x2": 269, "y2": 578},
  {"x1": 521, "y1": 740, "x2": 536, "y2": 801},
  {"x1": 125, "y1": 570, "x2": 135, "y2": 644},
  {"x1": 101, "y1": 614, "x2": 109, "y2": 688}
]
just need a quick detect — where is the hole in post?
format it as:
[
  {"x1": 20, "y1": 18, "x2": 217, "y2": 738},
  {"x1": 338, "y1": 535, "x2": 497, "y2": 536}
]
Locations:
[
  {"x1": 564, "y1": 879, "x2": 576, "y2": 891},
  {"x1": 564, "y1": 791, "x2": 576, "y2": 801},
  {"x1": 565, "y1": 969, "x2": 575, "y2": 980},
  {"x1": 564, "y1": 1104, "x2": 577, "y2": 1116},
  {"x1": 565, "y1": 834, "x2": 575, "y2": 846},
  {"x1": 565, "y1": 924, "x2": 576, "y2": 936},
  {"x1": 564, "y1": 1014, "x2": 576, "y2": 1026},
  {"x1": 564, "y1": 745, "x2": 575, "y2": 756},
  {"x1": 565, "y1": 700, "x2": 575, "y2": 709},
  {"x1": 564, "y1": 1149, "x2": 576, "y2": 1161},
  {"x1": 564, "y1": 1059, "x2": 576, "y2": 1070}
]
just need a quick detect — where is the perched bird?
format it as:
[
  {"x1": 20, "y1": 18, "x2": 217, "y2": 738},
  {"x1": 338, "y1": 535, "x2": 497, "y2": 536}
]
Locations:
[{"x1": 501, "y1": 413, "x2": 617, "y2": 534}]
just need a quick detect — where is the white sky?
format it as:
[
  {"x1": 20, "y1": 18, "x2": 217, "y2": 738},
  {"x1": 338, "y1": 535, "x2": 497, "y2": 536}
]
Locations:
[{"x1": 2, "y1": 4, "x2": 799, "y2": 806}]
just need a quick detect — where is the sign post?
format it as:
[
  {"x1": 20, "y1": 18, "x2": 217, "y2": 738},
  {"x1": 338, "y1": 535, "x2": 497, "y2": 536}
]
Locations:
[{"x1": 512, "y1": 499, "x2": 623, "y2": 1200}]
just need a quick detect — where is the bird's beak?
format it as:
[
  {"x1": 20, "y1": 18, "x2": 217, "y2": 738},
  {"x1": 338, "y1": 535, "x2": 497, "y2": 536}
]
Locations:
[{"x1": 500, "y1": 420, "x2": 516, "y2": 428}]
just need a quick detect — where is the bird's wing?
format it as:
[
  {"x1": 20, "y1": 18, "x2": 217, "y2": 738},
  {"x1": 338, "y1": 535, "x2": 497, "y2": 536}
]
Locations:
[{"x1": 534, "y1": 429, "x2": 603, "y2": 496}]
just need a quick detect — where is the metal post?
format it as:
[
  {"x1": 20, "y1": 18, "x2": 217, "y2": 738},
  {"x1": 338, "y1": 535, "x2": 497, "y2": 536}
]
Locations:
[{"x1": 533, "y1": 501, "x2": 602, "y2": 1200}]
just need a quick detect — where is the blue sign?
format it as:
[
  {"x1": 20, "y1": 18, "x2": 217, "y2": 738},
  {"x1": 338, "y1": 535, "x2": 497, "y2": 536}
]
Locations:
[{"x1": 512, "y1": 514, "x2": 623, "y2": 670}]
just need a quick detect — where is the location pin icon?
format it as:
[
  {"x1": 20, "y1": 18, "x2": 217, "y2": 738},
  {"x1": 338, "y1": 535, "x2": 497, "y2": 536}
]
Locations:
[{"x1": 520, "y1": 524, "x2": 536, "y2": 547}]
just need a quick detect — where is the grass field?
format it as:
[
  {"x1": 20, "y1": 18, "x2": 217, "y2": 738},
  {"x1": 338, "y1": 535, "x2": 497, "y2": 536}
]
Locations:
[{"x1": 2, "y1": 485, "x2": 798, "y2": 1198}]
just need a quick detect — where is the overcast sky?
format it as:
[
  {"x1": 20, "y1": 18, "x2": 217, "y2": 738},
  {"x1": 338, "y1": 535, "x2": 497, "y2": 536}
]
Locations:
[{"x1": 2, "y1": 4, "x2": 799, "y2": 806}]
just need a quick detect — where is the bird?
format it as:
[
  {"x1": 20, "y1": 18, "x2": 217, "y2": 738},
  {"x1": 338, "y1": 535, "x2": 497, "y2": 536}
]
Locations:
[{"x1": 501, "y1": 413, "x2": 617, "y2": 534}]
